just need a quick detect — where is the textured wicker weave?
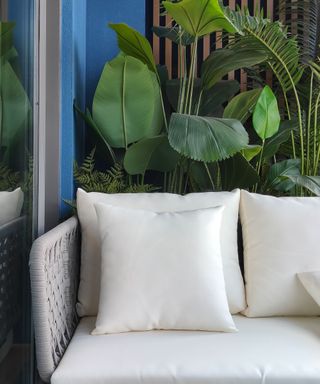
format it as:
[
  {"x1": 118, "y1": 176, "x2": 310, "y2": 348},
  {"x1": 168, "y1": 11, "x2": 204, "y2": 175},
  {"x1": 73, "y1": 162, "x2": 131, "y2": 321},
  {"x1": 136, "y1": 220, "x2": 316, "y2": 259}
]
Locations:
[
  {"x1": 0, "y1": 217, "x2": 25, "y2": 348},
  {"x1": 29, "y1": 217, "x2": 80, "y2": 383}
]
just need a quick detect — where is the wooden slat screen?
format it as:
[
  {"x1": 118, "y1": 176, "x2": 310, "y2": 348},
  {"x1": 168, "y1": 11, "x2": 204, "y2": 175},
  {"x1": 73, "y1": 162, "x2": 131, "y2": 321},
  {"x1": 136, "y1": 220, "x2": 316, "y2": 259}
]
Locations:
[{"x1": 149, "y1": 0, "x2": 278, "y2": 90}]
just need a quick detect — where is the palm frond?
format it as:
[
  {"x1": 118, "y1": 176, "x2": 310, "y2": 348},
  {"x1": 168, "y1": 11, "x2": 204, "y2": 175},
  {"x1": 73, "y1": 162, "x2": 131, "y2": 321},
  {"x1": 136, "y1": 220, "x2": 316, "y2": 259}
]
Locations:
[
  {"x1": 278, "y1": 0, "x2": 320, "y2": 61},
  {"x1": 226, "y1": 7, "x2": 303, "y2": 93}
]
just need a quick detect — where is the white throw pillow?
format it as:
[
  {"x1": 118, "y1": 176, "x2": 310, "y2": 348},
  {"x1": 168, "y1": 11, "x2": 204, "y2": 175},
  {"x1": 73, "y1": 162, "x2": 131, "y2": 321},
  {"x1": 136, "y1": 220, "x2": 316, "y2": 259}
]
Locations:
[
  {"x1": 240, "y1": 190, "x2": 320, "y2": 317},
  {"x1": 298, "y1": 271, "x2": 320, "y2": 307},
  {"x1": 93, "y1": 203, "x2": 236, "y2": 334},
  {"x1": 76, "y1": 188, "x2": 245, "y2": 316},
  {"x1": 0, "y1": 188, "x2": 24, "y2": 226}
]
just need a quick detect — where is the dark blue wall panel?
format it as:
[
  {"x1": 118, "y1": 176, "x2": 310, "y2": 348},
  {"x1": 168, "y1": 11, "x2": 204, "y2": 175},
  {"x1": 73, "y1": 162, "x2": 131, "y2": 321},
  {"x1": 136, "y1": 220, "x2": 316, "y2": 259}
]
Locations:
[{"x1": 60, "y1": 0, "x2": 145, "y2": 216}]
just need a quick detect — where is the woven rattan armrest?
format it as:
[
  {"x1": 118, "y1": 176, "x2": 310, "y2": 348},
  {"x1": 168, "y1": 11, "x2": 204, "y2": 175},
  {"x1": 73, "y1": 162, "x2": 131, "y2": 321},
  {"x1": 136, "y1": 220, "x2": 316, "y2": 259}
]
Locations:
[{"x1": 29, "y1": 217, "x2": 80, "y2": 383}]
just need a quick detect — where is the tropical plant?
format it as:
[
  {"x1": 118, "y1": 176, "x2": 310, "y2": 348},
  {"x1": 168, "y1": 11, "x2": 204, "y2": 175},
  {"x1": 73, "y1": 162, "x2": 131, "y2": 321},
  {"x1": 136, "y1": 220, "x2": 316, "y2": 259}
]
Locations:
[
  {"x1": 0, "y1": 22, "x2": 31, "y2": 168},
  {"x1": 74, "y1": 148, "x2": 157, "y2": 194},
  {"x1": 76, "y1": 0, "x2": 320, "y2": 196}
]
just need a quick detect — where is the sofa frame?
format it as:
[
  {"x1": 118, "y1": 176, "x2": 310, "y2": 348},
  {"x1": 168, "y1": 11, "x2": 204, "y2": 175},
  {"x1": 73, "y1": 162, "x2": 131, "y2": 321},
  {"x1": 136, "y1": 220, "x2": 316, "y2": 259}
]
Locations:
[
  {"x1": 29, "y1": 217, "x2": 80, "y2": 383},
  {"x1": 29, "y1": 215, "x2": 320, "y2": 384}
]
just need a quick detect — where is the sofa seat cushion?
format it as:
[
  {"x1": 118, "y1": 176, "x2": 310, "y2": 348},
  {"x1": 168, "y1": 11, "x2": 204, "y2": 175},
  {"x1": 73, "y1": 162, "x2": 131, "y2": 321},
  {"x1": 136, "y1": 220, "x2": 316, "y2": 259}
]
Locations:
[{"x1": 51, "y1": 315, "x2": 320, "y2": 384}]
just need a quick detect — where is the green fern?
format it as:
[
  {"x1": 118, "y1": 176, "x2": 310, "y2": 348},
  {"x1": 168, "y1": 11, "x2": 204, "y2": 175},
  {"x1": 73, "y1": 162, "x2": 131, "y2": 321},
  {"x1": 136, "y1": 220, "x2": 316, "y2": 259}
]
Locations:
[
  {"x1": 74, "y1": 149, "x2": 158, "y2": 194},
  {"x1": 0, "y1": 162, "x2": 20, "y2": 190}
]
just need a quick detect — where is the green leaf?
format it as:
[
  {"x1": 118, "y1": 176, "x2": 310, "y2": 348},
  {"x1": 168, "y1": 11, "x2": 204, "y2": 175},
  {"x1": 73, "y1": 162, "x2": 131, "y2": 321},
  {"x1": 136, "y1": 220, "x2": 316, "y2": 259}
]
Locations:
[
  {"x1": 0, "y1": 22, "x2": 15, "y2": 58},
  {"x1": 241, "y1": 145, "x2": 262, "y2": 161},
  {"x1": 282, "y1": 175, "x2": 320, "y2": 196},
  {"x1": 220, "y1": 153, "x2": 260, "y2": 190},
  {"x1": 124, "y1": 135, "x2": 179, "y2": 175},
  {"x1": 199, "y1": 80, "x2": 240, "y2": 117},
  {"x1": 162, "y1": 0, "x2": 238, "y2": 37},
  {"x1": 201, "y1": 41, "x2": 267, "y2": 89},
  {"x1": 92, "y1": 54, "x2": 162, "y2": 148},
  {"x1": 263, "y1": 120, "x2": 297, "y2": 159},
  {"x1": 166, "y1": 79, "x2": 239, "y2": 116},
  {"x1": 189, "y1": 161, "x2": 217, "y2": 191},
  {"x1": 0, "y1": 61, "x2": 31, "y2": 162},
  {"x1": 265, "y1": 159, "x2": 300, "y2": 192},
  {"x1": 74, "y1": 105, "x2": 116, "y2": 163},
  {"x1": 223, "y1": 88, "x2": 262, "y2": 123},
  {"x1": 224, "y1": 9, "x2": 303, "y2": 93},
  {"x1": 152, "y1": 26, "x2": 195, "y2": 45},
  {"x1": 166, "y1": 78, "x2": 201, "y2": 112},
  {"x1": 109, "y1": 23, "x2": 156, "y2": 72},
  {"x1": 253, "y1": 85, "x2": 280, "y2": 140},
  {"x1": 168, "y1": 113, "x2": 249, "y2": 162}
]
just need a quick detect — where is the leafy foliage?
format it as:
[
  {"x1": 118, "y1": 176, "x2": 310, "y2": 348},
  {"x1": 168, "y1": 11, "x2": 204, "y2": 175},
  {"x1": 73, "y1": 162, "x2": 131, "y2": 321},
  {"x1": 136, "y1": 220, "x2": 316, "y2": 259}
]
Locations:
[
  {"x1": 253, "y1": 85, "x2": 280, "y2": 140},
  {"x1": 74, "y1": 149, "x2": 157, "y2": 194},
  {"x1": 162, "y1": 0, "x2": 238, "y2": 37},
  {"x1": 0, "y1": 162, "x2": 20, "y2": 190},
  {"x1": 168, "y1": 113, "x2": 249, "y2": 162},
  {"x1": 109, "y1": 23, "x2": 157, "y2": 72},
  {"x1": 226, "y1": 7, "x2": 303, "y2": 93},
  {"x1": 75, "y1": 3, "x2": 320, "y2": 197},
  {"x1": 92, "y1": 54, "x2": 162, "y2": 148},
  {"x1": 278, "y1": 0, "x2": 320, "y2": 61}
]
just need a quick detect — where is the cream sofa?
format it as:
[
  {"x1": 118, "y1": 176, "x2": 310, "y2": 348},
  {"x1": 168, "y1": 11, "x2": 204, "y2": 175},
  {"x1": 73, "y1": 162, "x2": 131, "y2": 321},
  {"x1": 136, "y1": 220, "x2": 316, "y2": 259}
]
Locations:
[{"x1": 29, "y1": 215, "x2": 320, "y2": 384}]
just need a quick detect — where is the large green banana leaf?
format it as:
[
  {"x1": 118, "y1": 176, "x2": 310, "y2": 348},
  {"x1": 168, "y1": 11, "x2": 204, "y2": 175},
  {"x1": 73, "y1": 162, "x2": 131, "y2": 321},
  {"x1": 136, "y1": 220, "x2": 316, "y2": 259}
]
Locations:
[
  {"x1": 124, "y1": 135, "x2": 179, "y2": 175},
  {"x1": 92, "y1": 54, "x2": 163, "y2": 148},
  {"x1": 109, "y1": 23, "x2": 156, "y2": 73}
]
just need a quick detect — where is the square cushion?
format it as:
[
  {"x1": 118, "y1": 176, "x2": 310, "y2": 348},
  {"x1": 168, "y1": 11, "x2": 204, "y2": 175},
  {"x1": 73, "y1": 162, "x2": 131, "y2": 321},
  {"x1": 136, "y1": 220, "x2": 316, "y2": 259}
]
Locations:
[
  {"x1": 0, "y1": 188, "x2": 24, "y2": 226},
  {"x1": 93, "y1": 203, "x2": 236, "y2": 334},
  {"x1": 51, "y1": 315, "x2": 320, "y2": 384},
  {"x1": 76, "y1": 188, "x2": 245, "y2": 316},
  {"x1": 240, "y1": 190, "x2": 320, "y2": 317}
]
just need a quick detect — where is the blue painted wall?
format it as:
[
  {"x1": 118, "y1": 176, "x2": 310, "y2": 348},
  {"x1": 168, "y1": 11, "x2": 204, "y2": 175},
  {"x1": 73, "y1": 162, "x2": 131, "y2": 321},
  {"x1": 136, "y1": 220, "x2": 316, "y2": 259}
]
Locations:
[
  {"x1": 60, "y1": 0, "x2": 146, "y2": 216},
  {"x1": 85, "y1": 0, "x2": 146, "y2": 106},
  {"x1": 60, "y1": 0, "x2": 87, "y2": 216}
]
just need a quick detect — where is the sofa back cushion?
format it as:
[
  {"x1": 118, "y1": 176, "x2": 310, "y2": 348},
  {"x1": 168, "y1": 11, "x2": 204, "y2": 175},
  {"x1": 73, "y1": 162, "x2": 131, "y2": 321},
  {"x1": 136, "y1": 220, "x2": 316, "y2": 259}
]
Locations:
[
  {"x1": 240, "y1": 190, "x2": 320, "y2": 317},
  {"x1": 76, "y1": 188, "x2": 245, "y2": 316},
  {"x1": 92, "y1": 203, "x2": 236, "y2": 333},
  {"x1": 0, "y1": 188, "x2": 24, "y2": 226},
  {"x1": 298, "y1": 271, "x2": 320, "y2": 307}
]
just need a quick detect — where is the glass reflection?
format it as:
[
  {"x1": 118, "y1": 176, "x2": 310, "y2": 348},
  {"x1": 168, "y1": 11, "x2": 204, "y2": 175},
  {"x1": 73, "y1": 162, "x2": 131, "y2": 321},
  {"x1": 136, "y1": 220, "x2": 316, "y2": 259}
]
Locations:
[{"x1": 0, "y1": 1, "x2": 34, "y2": 383}]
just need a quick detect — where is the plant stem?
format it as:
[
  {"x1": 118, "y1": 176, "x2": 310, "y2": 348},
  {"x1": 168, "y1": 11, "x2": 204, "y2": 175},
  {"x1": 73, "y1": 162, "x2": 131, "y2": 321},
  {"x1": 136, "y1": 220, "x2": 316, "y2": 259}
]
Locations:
[
  {"x1": 164, "y1": 172, "x2": 167, "y2": 192},
  {"x1": 255, "y1": 139, "x2": 265, "y2": 193},
  {"x1": 122, "y1": 59, "x2": 128, "y2": 149},
  {"x1": 187, "y1": 37, "x2": 198, "y2": 115},
  {"x1": 204, "y1": 163, "x2": 215, "y2": 190},
  {"x1": 306, "y1": 72, "x2": 314, "y2": 175},
  {"x1": 313, "y1": 92, "x2": 320, "y2": 174},
  {"x1": 156, "y1": 72, "x2": 168, "y2": 131},
  {"x1": 184, "y1": 37, "x2": 198, "y2": 114},
  {"x1": 195, "y1": 89, "x2": 203, "y2": 116},
  {"x1": 178, "y1": 45, "x2": 187, "y2": 114},
  {"x1": 283, "y1": 92, "x2": 296, "y2": 159}
]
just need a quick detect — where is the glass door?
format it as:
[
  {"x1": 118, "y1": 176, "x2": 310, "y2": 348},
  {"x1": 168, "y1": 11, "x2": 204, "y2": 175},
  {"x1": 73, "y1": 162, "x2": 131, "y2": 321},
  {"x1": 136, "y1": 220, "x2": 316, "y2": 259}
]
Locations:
[{"x1": 0, "y1": 0, "x2": 35, "y2": 383}]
